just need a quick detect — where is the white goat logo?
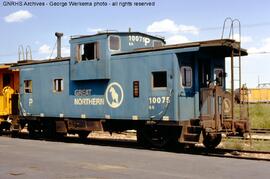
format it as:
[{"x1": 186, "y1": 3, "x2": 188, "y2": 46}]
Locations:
[
  {"x1": 109, "y1": 87, "x2": 119, "y2": 105},
  {"x1": 106, "y1": 82, "x2": 124, "y2": 108}
]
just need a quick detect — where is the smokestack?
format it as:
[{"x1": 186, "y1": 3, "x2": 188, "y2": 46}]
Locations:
[{"x1": 55, "y1": 32, "x2": 63, "y2": 59}]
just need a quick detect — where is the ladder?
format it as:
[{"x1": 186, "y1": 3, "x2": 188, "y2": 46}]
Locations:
[
  {"x1": 221, "y1": 18, "x2": 249, "y2": 132},
  {"x1": 18, "y1": 45, "x2": 32, "y2": 61}
]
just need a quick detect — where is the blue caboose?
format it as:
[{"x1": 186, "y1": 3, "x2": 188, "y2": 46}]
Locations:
[{"x1": 12, "y1": 31, "x2": 249, "y2": 148}]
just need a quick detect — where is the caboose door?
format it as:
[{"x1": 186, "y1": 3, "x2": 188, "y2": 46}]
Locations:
[
  {"x1": 199, "y1": 59, "x2": 223, "y2": 131},
  {"x1": 179, "y1": 65, "x2": 195, "y2": 120}
]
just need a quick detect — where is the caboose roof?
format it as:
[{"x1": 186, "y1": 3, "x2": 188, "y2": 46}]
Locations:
[
  {"x1": 12, "y1": 39, "x2": 247, "y2": 67},
  {"x1": 11, "y1": 58, "x2": 70, "y2": 67},
  {"x1": 70, "y1": 31, "x2": 165, "y2": 42},
  {"x1": 113, "y1": 39, "x2": 247, "y2": 57}
]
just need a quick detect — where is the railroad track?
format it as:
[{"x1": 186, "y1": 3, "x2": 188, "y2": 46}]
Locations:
[
  {"x1": 251, "y1": 128, "x2": 270, "y2": 134},
  {"x1": 227, "y1": 136, "x2": 270, "y2": 141},
  {"x1": 1, "y1": 131, "x2": 269, "y2": 161},
  {"x1": 226, "y1": 128, "x2": 270, "y2": 141},
  {"x1": 193, "y1": 147, "x2": 270, "y2": 162}
]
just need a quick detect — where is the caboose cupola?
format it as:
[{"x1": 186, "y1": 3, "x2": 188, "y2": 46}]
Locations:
[{"x1": 69, "y1": 32, "x2": 165, "y2": 81}]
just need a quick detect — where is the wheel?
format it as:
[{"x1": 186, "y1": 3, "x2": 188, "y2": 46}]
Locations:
[
  {"x1": 0, "y1": 126, "x2": 3, "y2": 136},
  {"x1": 137, "y1": 126, "x2": 179, "y2": 148},
  {"x1": 136, "y1": 128, "x2": 149, "y2": 147},
  {"x1": 203, "y1": 133, "x2": 222, "y2": 149},
  {"x1": 11, "y1": 131, "x2": 19, "y2": 138},
  {"x1": 78, "y1": 131, "x2": 90, "y2": 139},
  {"x1": 54, "y1": 133, "x2": 67, "y2": 140},
  {"x1": 10, "y1": 123, "x2": 21, "y2": 138},
  {"x1": 28, "y1": 122, "x2": 39, "y2": 138},
  {"x1": 147, "y1": 127, "x2": 171, "y2": 148},
  {"x1": 42, "y1": 120, "x2": 56, "y2": 139}
]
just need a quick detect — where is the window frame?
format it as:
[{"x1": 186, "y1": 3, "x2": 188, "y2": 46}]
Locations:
[
  {"x1": 76, "y1": 42, "x2": 100, "y2": 62},
  {"x1": 76, "y1": 44, "x2": 82, "y2": 62},
  {"x1": 153, "y1": 40, "x2": 163, "y2": 48},
  {"x1": 24, "y1": 80, "x2": 32, "y2": 94},
  {"x1": 180, "y1": 66, "x2": 193, "y2": 88},
  {"x1": 108, "y1": 35, "x2": 121, "y2": 52},
  {"x1": 214, "y1": 68, "x2": 224, "y2": 87},
  {"x1": 133, "y1": 81, "x2": 140, "y2": 98},
  {"x1": 152, "y1": 71, "x2": 168, "y2": 90},
  {"x1": 53, "y1": 78, "x2": 64, "y2": 93}
]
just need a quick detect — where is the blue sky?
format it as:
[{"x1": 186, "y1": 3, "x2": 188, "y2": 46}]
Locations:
[{"x1": 1, "y1": 0, "x2": 270, "y2": 87}]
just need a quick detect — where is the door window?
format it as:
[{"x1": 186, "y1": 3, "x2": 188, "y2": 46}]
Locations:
[
  {"x1": 181, "y1": 66, "x2": 192, "y2": 88},
  {"x1": 214, "y1": 68, "x2": 224, "y2": 87}
]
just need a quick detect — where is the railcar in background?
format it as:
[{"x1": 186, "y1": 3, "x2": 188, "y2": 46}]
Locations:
[
  {"x1": 0, "y1": 64, "x2": 19, "y2": 133},
  {"x1": 7, "y1": 31, "x2": 250, "y2": 148},
  {"x1": 235, "y1": 85, "x2": 270, "y2": 103}
]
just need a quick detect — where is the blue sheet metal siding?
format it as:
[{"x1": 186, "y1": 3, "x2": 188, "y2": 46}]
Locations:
[
  {"x1": 20, "y1": 62, "x2": 70, "y2": 117},
  {"x1": 19, "y1": 56, "x2": 174, "y2": 120},
  {"x1": 106, "y1": 56, "x2": 149, "y2": 119},
  {"x1": 20, "y1": 66, "x2": 38, "y2": 115},
  {"x1": 18, "y1": 55, "x2": 173, "y2": 119},
  {"x1": 70, "y1": 33, "x2": 164, "y2": 81},
  {"x1": 177, "y1": 53, "x2": 196, "y2": 120},
  {"x1": 70, "y1": 35, "x2": 111, "y2": 81},
  {"x1": 117, "y1": 35, "x2": 162, "y2": 52},
  {"x1": 19, "y1": 46, "x2": 201, "y2": 121},
  {"x1": 110, "y1": 47, "x2": 200, "y2": 121},
  {"x1": 95, "y1": 52, "x2": 175, "y2": 120}
]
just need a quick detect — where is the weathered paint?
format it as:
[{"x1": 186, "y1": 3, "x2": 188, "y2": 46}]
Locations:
[{"x1": 15, "y1": 32, "x2": 238, "y2": 122}]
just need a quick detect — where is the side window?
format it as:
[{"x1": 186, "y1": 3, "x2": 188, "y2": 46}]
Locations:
[
  {"x1": 24, "y1": 80, "x2": 32, "y2": 93},
  {"x1": 109, "y1": 35, "x2": 120, "y2": 51},
  {"x1": 181, "y1": 66, "x2": 192, "y2": 88},
  {"x1": 53, "y1": 79, "x2": 64, "y2": 92},
  {"x1": 214, "y1": 68, "x2": 224, "y2": 86},
  {"x1": 77, "y1": 42, "x2": 100, "y2": 62},
  {"x1": 153, "y1": 40, "x2": 163, "y2": 48},
  {"x1": 152, "y1": 71, "x2": 167, "y2": 88}
]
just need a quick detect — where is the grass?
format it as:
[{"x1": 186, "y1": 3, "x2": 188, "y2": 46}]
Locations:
[
  {"x1": 233, "y1": 103, "x2": 270, "y2": 128},
  {"x1": 220, "y1": 138, "x2": 270, "y2": 151},
  {"x1": 249, "y1": 103, "x2": 270, "y2": 128},
  {"x1": 221, "y1": 103, "x2": 270, "y2": 151}
]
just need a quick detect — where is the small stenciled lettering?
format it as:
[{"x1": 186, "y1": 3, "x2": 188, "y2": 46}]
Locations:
[
  {"x1": 74, "y1": 98, "x2": 104, "y2": 105},
  {"x1": 74, "y1": 89, "x2": 92, "y2": 96},
  {"x1": 149, "y1": 96, "x2": 170, "y2": 105},
  {"x1": 128, "y1": 35, "x2": 151, "y2": 46},
  {"x1": 29, "y1": 98, "x2": 33, "y2": 106},
  {"x1": 148, "y1": 96, "x2": 170, "y2": 110}
]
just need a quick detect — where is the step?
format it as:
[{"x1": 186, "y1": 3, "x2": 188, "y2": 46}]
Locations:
[
  {"x1": 189, "y1": 119, "x2": 201, "y2": 126},
  {"x1": 184, "y1": 133, "x2": 200, "y2": 142},
  {"x1": 186, "y1": 126, "x2": 202, "y2": 133},
  {"x1": 181, "y1": 141, "x2": 198, "y2": 145}
]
